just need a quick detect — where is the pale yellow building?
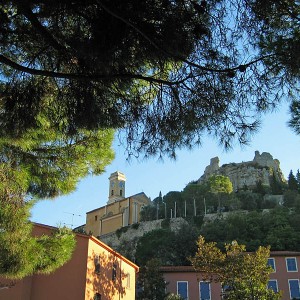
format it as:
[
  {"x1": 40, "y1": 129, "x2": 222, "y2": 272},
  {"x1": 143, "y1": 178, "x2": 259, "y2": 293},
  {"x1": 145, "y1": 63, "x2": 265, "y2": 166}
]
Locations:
[{"x1": 86, "y1": 171, "x2": 151, "y2": 237}]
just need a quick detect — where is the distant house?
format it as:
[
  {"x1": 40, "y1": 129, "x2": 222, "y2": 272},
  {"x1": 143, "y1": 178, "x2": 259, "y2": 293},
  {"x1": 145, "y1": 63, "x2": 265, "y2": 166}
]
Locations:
[
  {"x1": 85, "y1": 171, "x2": 151, "y2": 237},
  {"x1": 161, "y1": 266, "x2": 222, "y2": 300},
  {"x1": 0, "y1": 223, "x2": 138, "y2": 300},
  {"x1": 268, "y1": 251, "x2": 300, "y2": 300},
  {"x1": 161, "y1": 251, "x2": 300, "y2": 300}
]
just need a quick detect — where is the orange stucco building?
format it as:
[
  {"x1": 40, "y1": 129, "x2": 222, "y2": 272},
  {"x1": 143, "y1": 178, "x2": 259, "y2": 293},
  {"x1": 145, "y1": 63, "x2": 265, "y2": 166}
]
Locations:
[{"x1": 0, "y1": 223, "x2": 138, "y2": 300}]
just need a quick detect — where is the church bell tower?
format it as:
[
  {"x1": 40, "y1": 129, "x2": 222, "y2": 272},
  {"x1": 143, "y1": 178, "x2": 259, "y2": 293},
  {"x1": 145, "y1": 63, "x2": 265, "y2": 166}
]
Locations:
[{"x1": 108, "y1": 171, "x2": 126, "y2": 204}]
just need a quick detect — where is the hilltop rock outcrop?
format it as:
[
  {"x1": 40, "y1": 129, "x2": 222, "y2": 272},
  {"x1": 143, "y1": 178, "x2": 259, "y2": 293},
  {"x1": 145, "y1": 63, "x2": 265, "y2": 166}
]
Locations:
[{"x1": 198, "y1": 151, "x2": 286, "y2": 191}]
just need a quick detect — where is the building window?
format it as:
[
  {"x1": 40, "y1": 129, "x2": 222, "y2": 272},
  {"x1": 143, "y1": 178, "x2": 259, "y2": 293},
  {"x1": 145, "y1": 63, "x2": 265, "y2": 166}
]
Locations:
[
  {"x1": 112, "y1": 263, "x2": 117, "y2": 281},
  {"x1": 200, "y1": 281, "x2": 211, "y2": 300},
  {"x1": 177, "y1": 281, "x2": 188, "y2": 300},
  {"x1": 120, "y1": 189, "x2": 123, "y2": 196},
  {"x1": 111, "y1": 190, "x2": 114, "y2": 196},
  {"x1": 286, "y1": 257, "x2": 298, "y2": 272},
  {"x1": 94, "y1": 293, "x2": 101, "y2": 300},
  {"x1": 94, "y1": 255, "x2": 100, "y2": 274},
  {"x1": 268, "y1": 280, "x2": 278, "y2": 293},
  {"x1": 267, "y1": 258, "x2": 276, "y2": 272},
  {"x1": 95, "y1": 215, "x2": 98, "y2": 221},
  {"x1": 126, "y1": 273, "x2": 130, "y2": 288},
  {"x1": 289, "y1": 279, "x2": 300, "y2": 299}
]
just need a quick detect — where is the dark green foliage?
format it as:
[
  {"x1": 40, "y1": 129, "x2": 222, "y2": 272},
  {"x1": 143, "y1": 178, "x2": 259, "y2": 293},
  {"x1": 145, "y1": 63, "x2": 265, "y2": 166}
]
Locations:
[
  {"x1": 254, "y1": 180, "x2": 271, "y2": 196},
  {"x1": 236, "y1": 191, "x2": 261, "y2": 210},
  {"x1": 163, "y1": 192, "x2": 184, "y2": 218},
  {"x1": 288, "y1": 170, "x2": 299, "y2": 191},
  {"x1": 296, "y1": 170, "x2": 300, "y2": 191},
  {"x1": 161, "y1": 218, "x2": 170, "y2": 229},
  {"x1": 115, "y1": 226, "x2": 129, "y2": 239},
  {"x1": 0, "y1": 200, "x2": 75, "y2": 279},
  {"x1": 140, "y1": 205, "x2": 157, "y2": 222},
  {"x1": 0, "y1": 129, "x2": 115, "y2": 199},
  {"x1": 191, "y1": 215, "x2": 204, "y2": 228},
  {"x1": 295, "y1": 198, "x2": 300, "y2": 214},
  {"x1": 131, "y1": 223, "x2": 140, "y2": 230},
  {"x1": 262, "y1": 197, "x2": 277, "y2": 209},
  {"x1": 135, "y1": 224, "x2": 199, "y2": 266},
  {"x1": 270, "y1": 175, "x2": 283, "y2": 195},
  {"x1": 136, "y1": 258, "x2": 168, "y2": 300},
  {"x1": 171, "y1": 224, "x2": 200, "y2": 265},
  {"x1": 283, "y1": 190, "x2": 300, "y2": 207},
  {"x1": 135, "y1": 229, "x2": 176, "y2": 266},
  {"x1": 1, "y1": 0, "x2": 300, "y2": 159},
  {"x1": 182, "y1": 184, "x2": 208, "y2": 216},
  {"x1": 289, "y1": 101, "x2": 300, "y2": 135},
  {"x1": 200, "y1": 208, "x2": 300, "y2": 251},
  {"x1": 116, "y1": 236, "x2": 139, "y2": 263},
  {"x1": 0, "y1": 165, "x2": 75, "y2": 279}
]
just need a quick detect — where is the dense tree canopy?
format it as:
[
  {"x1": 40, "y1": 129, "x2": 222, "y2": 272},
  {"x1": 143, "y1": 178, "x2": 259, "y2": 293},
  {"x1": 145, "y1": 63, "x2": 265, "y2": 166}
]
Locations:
[
  {"x1": 0, "y1": 128, "x2": 114, "y2": 198},
  {"x1": 1, "y1": 0, "x2": 300, "y2": 159},
  {"x1": 200, "y1": 207, "x2": 300, "y2": 251},
  {"x1": 0, "y1": 165, "x2": 75, "y2": 279},
  {"x1": 135, "y1": 224, "x2": 200, "y2": 266}
]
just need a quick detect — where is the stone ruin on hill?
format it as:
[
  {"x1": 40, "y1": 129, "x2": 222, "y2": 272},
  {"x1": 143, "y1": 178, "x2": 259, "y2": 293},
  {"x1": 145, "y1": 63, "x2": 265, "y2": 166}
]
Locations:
[{"x1": 198, "y1": 151, "x2": 286, "y2": 191}]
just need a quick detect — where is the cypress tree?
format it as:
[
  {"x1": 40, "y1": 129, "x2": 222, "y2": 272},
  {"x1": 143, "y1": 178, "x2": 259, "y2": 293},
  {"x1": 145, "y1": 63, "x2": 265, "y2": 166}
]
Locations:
[{"x1": 288, "y1": 170, "x2": 298, "y2": 191}]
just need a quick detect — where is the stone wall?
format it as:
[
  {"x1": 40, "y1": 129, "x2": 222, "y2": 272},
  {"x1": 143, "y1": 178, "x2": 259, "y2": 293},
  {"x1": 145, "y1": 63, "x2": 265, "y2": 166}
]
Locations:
[
  {"x1": 99, "y1": 217, "x2": 188, "y2": 251},
  {"x1": 198, "y1": 151, "x2": 286, "y2": 191}
]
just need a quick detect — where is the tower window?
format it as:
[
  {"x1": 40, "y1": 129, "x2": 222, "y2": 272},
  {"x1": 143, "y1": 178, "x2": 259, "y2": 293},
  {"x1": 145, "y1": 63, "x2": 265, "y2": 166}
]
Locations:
[
  {"x1": 120, "y1": 190, "x2": 123, "y2": 196},
  {"x1": 111, "y1": 190, "x2": 114, "y2": 196}
]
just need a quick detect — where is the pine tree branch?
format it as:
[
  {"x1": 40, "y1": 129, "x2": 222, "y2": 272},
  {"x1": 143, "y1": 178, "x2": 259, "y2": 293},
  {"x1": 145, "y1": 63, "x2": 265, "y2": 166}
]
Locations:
[
  {"x1": 0, "y1": 54, "x2": 176, "y2": 85},
  {"x1": 96, "y1": 0, "x2": 274, "y2": 73},
  {"x1": 16, "y1": 1, "x2": 68, "y2": 53}
]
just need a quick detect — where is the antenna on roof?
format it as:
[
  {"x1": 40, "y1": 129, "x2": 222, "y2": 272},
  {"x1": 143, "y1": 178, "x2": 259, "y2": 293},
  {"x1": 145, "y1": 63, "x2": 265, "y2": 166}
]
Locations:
[{"x1": 63, "y1": 212, "x2": 82, "y2": 229}]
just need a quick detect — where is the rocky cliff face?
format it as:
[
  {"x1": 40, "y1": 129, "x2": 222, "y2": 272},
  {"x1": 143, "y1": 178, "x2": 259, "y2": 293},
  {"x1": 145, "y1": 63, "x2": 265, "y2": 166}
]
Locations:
[{"x1": 198, "y1": 151, "x2": 286, "y2": 191}]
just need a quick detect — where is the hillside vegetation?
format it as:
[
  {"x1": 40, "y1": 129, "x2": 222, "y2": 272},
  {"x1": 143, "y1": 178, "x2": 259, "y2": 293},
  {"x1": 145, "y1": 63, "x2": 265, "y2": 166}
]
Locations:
[{"x1": 117, "y1": 170, "x2": 300, "y2": 266}]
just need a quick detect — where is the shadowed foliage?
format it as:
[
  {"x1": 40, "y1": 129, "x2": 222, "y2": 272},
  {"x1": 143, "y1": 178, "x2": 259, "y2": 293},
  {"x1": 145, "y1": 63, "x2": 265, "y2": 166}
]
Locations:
[{"x1": 0, "y1": 0, "x2": 300, "y2": 159}]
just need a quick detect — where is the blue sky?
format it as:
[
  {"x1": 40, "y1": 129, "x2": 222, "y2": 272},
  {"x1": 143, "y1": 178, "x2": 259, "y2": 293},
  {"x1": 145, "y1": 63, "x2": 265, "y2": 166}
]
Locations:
[{"x1": 30, "y1": 102, "x2": 300, "y2": 228}]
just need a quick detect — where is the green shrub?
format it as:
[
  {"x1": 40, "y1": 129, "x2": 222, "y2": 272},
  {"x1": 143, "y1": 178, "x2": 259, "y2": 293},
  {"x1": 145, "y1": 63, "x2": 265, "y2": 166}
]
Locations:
[
  {"x1": 131, "y1": 223, "x2": 140, "y2": 229},
  {"x1": 161, "y1": 218, "x2": 170, "y2": 229}
]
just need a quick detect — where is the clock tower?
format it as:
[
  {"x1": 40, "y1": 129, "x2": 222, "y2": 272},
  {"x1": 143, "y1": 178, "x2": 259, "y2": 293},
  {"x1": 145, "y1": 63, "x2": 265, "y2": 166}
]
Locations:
[{"x1": 108, "y1": 171, "x2": 126, "y2": 204}]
